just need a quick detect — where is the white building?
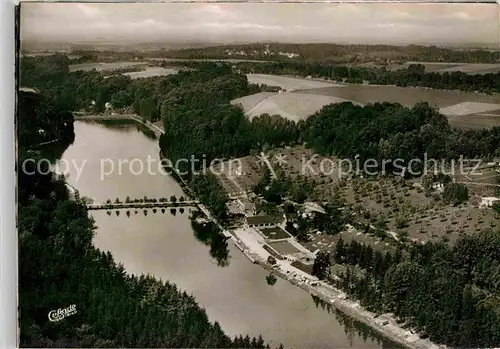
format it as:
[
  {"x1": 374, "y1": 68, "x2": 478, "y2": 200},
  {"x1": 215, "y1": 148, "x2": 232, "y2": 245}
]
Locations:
[
  {"x1": 480, "y1": 197, "x2": 500, "y2": 208},
  {"x1": 246, "y1": 215, "x2": 281, "y2": 228}
]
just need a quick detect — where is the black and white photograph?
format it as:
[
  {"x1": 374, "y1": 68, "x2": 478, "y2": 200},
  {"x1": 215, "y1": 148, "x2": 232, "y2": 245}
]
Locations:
[{"x1": 12, "y1": 1, "x2": 500, "y2": 348}]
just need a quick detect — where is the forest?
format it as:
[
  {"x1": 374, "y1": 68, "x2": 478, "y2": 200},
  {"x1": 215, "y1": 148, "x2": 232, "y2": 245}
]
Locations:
[
  {"x1": 330, "y1": 232, "x2": 500, "y2": 347},
  {"x1": 301, "y1": 101, "x2": 500, "y2": 165},
  {"x1": 17, "y1": 90, "x2": 271, "y2": 347}
]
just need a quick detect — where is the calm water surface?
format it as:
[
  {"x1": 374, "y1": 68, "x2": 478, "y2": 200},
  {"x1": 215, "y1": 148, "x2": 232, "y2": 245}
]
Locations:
[{"x1": 60, "y1": 121, "x2": 382, "y2": 349}]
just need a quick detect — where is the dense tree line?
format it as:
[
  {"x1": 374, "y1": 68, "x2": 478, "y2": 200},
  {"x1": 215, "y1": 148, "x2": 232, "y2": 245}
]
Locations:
[
  {"x1": 17, "y1": 91, "x2": 272, "y2": 348},
  {"x1": 20, "y1": 55, "x2": 258, "y2": 119},
  {"x1": 148, "y1": 43, "x2": 500, "y2": 64},
  {"x1": 19, "y1": 55, "x2": 298, "y2": 169},
  {"x1": 333, "y1": 232, "x2": 500, "y2": 347},
  {"x1": 190, "y1": 174, "x2": 230, "y2": 221},
  {"x1": 302, "y1": 101, "x2": 500, "y2": 168},
  {"x1": 158, "y1": 76, "x2": 298, "y2": 169},
  {"x1": 18, "y1": 87, "x2": 75, "y2": 148},
  {"x1": 237, "y1": 61, "x2": 500, "y2": 94}
]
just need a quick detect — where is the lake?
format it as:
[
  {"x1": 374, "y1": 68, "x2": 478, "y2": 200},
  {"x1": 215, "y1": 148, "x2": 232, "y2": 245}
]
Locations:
[{"x1": 59, "y1": 120, "x2": 385, "y2": 349}]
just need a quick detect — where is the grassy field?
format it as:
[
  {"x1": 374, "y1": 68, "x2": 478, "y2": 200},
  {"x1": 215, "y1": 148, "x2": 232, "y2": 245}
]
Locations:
[
  {"x1": 268, "y1": 240, "x2": 301, "y2": 255},
  {"x1": 213, "y1": 145, "x2": 345, "y2": 198},
  {"x1": 69, "y1": 61, "x2": 148, "y2": 72},
  {"x1": 123, "y1": 67, "x2": 179, "y2": 79},
  {"x1": 246, "y1": 74, "x2": 343, "y2": 91},
  {"x1": 260, "y1": 227, "x2": 292, "y2": 240}
]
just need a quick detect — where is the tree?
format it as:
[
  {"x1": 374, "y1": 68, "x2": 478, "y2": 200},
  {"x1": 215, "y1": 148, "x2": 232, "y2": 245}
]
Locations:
[
  {"x1": 265, "y1": 273, "x2": 277, "y2": 286},
  {"x1": 395, "y1": 214, "x2": 408, "y2": 229},
  {"x1": 334, "y1": 237, "x2": 346, "y2": 264},
  {"x1": 443, "y1": 183, "x2": 469, "y2": 205},
  {"x1": 492, "y1": 201, "x2": 500, "y2": 214},
  {"x1": 170, "y1": 195, "x2": 177, "y2": 203},
  {"x1": 312, "y1": 251, "x2": 331, "y2": 280}
]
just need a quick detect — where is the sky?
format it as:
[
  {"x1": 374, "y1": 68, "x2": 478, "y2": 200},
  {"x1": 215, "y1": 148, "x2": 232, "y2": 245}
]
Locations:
[{"x1": 21, "y1": 2, "x2": 500, "y2": 47}]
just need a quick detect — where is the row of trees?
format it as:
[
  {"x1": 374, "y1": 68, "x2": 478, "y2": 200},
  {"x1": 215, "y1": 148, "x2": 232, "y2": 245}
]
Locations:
[
  {"x1": 105, "y1": 195, "x2": 187, "y2": 204},
  {"x1": 237, "y1": 61, "x2": 500, "y2": 94},
  {"x1": 332, "y1": 232, "x2": 500, "y2": 347}
]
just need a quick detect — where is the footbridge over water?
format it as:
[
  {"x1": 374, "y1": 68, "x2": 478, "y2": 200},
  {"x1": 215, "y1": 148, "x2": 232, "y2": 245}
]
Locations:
[{"x1": 86, "y1": 200, "x2": 199, "y2": 211}]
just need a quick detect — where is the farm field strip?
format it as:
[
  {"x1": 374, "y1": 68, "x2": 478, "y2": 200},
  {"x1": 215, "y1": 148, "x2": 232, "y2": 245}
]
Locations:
[
  {"x1": 246, "y1": 74, "x2": 344, "y2": 91},
  {"x1": 246, "y1": 92, "x2": 356, "y2": 122},
  {"x1": 403, "y1": 61, "x2": 500, "y2": 74},
  {"x1": 123, "y1": 67, "x2": 179, "y2": 79},
  {"x1": 439, "y1": 102, "x2": 500, "y2": 116},
  {"x1": 231, "y1": 92, "x2": 276, "y2": 112},
  {"x1": 69, "y1": 61, "x2": 148, "y2": 72}
]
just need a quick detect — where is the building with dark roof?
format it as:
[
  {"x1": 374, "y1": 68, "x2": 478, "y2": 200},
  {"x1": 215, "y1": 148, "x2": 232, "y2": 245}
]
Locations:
[{"x1": 246, "y1": 215, "x2": 282, "y2": 228}]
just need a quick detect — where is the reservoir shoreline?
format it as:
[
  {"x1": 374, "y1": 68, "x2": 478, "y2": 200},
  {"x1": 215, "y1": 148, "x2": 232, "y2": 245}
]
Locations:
[{"x1": 69, "y1": 118, "x2": 435, "y2": 349}]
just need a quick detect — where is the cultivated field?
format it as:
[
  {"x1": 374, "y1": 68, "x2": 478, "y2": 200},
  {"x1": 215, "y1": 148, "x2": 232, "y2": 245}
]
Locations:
[
  {"x1": 212, "y1": 145, "x2": 345, "y2": 198},
  {"x1": 233, "y1": 74, "x2": 500, "y2": 128},
  {"x1": 246, "y1": 74, "x2": 343, "y2": 91},
  {"x1": 335, "y1": 176, "x2": 500, "y2": 244},
  {"x1": 439, "y1": 102, "x2": 500, "y2": 116},
  {"x1": 148, "y1": 58, "x2": 272, "y2": 63},
  {"x1": 231, "y1": 92, "x2": 276, "y2": 112},
  {"x1": 214, "y1": 144, "x2": 500, "y2": 250},
  {"x1": 403, "y1": 61, "x2": 500, "y2": 75},
  {"x1": 243, "y1": 92, "x2": 356, "y2": 122},
  {"x1": 295, "y1": 84, "x2": 500, "y2": 129},
  {"x1": 69, "y1": 61, "x2": 148, "y2": 72},
  {"x1": 123, "y1": 67, "x2": 179, "y2": 79}
]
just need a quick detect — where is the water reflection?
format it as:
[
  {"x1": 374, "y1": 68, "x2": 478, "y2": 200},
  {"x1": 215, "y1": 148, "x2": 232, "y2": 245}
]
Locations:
[
  {"x1": 311, "y1": 295, "x2": 403, "y2": 349},
  {"x1": 99, "y1": 119, "x2": 157, "y2": 140},
  {"x1": 190, "y1": 211, "x2": 230, "y2": 267}
]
